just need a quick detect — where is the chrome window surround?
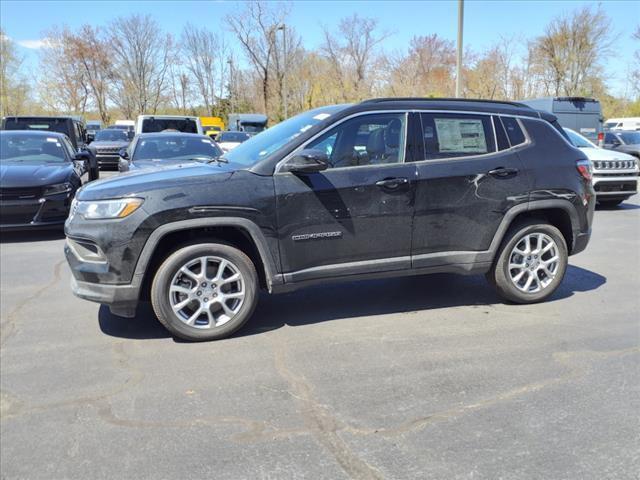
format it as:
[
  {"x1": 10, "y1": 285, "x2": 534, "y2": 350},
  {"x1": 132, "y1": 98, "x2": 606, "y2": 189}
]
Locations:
[
  {"x1": 275, "y1": 109, "x2": 547, "y2": 173},
  {"x1": 275, "y1": 111, "x2": 409, "y2": 174}
]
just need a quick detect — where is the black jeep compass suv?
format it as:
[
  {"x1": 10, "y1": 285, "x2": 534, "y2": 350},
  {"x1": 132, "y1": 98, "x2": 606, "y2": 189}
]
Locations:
[{"x1": 65, "y1": 98, "x2": 595, "y2": 341}]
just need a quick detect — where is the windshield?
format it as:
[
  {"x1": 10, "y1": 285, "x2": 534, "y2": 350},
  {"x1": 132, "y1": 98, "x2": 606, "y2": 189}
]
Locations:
[
  {"x1": 604, "y1": 122, "x2": 619, "y2": 129},
  {"x1": 87, "y1": 123, "x2": 101, "y2": 130},
  {"x1": 133, "y1": 135, "x2": 222, "y2": 161},
  {"x1": 95, "y1": 129, "x2": 128, "y2": 142},
  {"x1": 224, "y1": 105, "x2": 349, "y2": 166},
  {"x1": 564, "y1": 128, "x2": 594, "y2": 148},
  {"x1": 618, "y1": 132, "x2": 640, "y2": 144},
  {"x1": 219, "y1": 132, "x2": 250, "y2": 143},
  {"x1": 141, "y1": 118, "x2": 198, "y2": 134},
  {"x1": 0, "y1": 133, "x2": 69, "y2": 164}
]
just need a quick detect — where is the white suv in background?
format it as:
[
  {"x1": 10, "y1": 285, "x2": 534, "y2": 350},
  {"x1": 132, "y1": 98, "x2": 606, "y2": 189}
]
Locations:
[{"x1": 565, "y1": 128, "x2": 639, "y2": 207}]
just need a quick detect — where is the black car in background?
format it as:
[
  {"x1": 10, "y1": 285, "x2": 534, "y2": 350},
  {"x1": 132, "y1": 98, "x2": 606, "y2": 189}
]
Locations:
[
  {"x1": 89, "y1": 129, "x2": 131, "y2": 170},
  {"x1": 2, "y1": 116, "x2": 88, "y2": 150},
  {"x1": 66, "y1": 98, "x2": 595, "y2": 341},
  {"x1": 0, "y1": 131, "x2": 92, "y2": 229},
  {"x1": 604, "y1": 131, "x2": 640, "y2": 159},
  {"x1": 118, "y1": 133, "x2": 223, "y2": 172}
]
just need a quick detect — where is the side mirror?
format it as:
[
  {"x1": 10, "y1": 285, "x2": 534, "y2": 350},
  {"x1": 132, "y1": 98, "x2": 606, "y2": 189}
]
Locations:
[
  {"x1": 74, "y1": 151, "x2": 91, "y2": 162},
  {"x1": 119, "y1": 148, "x2": 129, "y2": 160},
  {"x1": 285, "y1": 149, "x2": 329, "y2": 174},
  {"x1": 127, "y1": 131, "x2": 134, "y2": 140},
  {"x1": 611, "y1": 139, "x2": 621, "y2": 146}
]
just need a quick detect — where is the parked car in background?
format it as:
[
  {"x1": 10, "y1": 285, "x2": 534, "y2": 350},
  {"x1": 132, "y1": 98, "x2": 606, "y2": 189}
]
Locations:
[
  {"x1": 603, "y1": 131, "x2": 640, "y2": 159},
  {"x1": 520, "y1": 97, "x2": 604, "y2": 145},
  {"x1": 227, "y1": 113, "x2": 268, "y2": 135},
  {"x1": 65, "y1": 98, "x2": 594, "y2": 341},
  {"x1": 1, "y1": 115, "x2": 98, "y2": 180},
  {"x1": 89, "y1": 128, "x2": 131, "y2": 170},
  {"x1": 86, "y1": 120, "x2": 102, "y2": 143},
  {"x1": 118, "y1": 133, "x2": 223, "y2": 172},
  {"x1": 0, "y1": 131, "x2": 93, "y2": 229},
  {"x1": 135, "y1": 115, "x2": 203, "y2": 135},
  {"x1": 1, "y1": 115, "x2": 89, "y2": 151},
  {"x1": 201, "y1": 116, "x2": 225, "y2": 140},
  {"x1": 564, "y1": 128, "x2": 638, "y2": 207},
  {"x1": 604, "y1": 117, "x2": 640, "y2": 131},
  {"x1": 216, "y1": 131, "x2": 251, "y2": 152}
]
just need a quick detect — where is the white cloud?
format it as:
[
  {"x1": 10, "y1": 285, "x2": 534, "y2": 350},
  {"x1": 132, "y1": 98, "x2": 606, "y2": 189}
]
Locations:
[{"x1": 17, "y1": 38, "x2": 50, "y2": 49}]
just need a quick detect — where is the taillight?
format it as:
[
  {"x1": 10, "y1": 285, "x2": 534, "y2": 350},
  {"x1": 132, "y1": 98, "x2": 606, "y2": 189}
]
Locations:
[
  {"x1": 576, "y1": 159, "x2": 592, "y2": 181},
  {"x1": 597, "y1": 132, "x2": 604, "y2": 147}
]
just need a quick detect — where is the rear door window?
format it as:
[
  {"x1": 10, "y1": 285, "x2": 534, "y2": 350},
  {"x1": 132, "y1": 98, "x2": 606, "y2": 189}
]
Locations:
[{"x1": 420, "y1": 113, "x2": 495, "y2": 160}]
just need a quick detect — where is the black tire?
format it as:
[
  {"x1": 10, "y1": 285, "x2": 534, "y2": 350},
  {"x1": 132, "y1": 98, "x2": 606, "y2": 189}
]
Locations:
[
  {"x1": 151, "y1": 243, "x2": 258, "y2": 341},
  {"x1": 598, "y1": 199, "x2": 624, "y2": 207},
  {"x1": 487, "y1": 221, "x2": 568, "y2": 304}
]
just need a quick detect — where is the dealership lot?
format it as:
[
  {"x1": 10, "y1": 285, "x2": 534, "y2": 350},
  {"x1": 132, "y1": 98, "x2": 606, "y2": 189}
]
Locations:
[{"x1": 1, "y1": 193, "x2": 638, "y2": 479}]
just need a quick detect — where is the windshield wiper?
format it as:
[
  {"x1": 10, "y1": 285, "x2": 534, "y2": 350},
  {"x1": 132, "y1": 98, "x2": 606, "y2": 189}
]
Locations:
[{"x1": 204, "y1": 156, "x2": 228, "y2": 164}]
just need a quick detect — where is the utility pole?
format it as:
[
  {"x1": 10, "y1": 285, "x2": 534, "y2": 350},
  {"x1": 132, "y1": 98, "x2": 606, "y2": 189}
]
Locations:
[
  {"x1": 277, "y1": 24, "x2": 287, "y2": 119},
  {"x1": 455, "y1": 0, "x2": 464, "y2": 98}
]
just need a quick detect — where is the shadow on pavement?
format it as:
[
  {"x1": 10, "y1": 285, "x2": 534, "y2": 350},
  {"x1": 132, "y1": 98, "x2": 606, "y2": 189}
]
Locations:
[
  {"x1": 596, "y1": 202, "x2": 640, "y2": 211},
  {"x1": 98, "y1": 264, "x2": 606, "y2": 342},
  {"x1": 0, "y1": 229, "x2": 66, "y2": 244}
]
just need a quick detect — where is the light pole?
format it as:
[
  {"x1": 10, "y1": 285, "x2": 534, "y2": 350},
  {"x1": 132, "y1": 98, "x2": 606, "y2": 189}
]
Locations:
[
  {"x1": 455, "y1": 0, "x2": 464, "y2": 98},
  {"x1": 227, "y1": 58, "x2": 235, "y2": 115},
  {"x1": 276, "y1": 24, "x2": 287, "y2": 119}
]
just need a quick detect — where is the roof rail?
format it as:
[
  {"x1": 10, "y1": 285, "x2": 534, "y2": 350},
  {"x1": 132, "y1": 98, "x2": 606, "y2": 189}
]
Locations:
[{"x1": 360, "y1": 97, "x2": 532, "y2": 109}]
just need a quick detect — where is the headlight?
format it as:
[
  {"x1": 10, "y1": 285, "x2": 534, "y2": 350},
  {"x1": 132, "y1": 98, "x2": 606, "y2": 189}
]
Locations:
[
  {"x1": 43, "y1": 182, "x2": 73, "y2": 196},
  {"x1": 76, "y1": 198, "x2": 143, "y2": 219}
]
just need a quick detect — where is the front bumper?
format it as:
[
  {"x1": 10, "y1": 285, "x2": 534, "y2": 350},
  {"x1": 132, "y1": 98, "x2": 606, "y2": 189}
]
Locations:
[
  {"x1": 592, "y1": 171, "x2": 638, "y2": 199},
  {"x1": 0, "y1": 193, "x2": 72, "y2": 229},
  {"x1": 70, "y1": 275, "x2": 140, "y2": 317}
]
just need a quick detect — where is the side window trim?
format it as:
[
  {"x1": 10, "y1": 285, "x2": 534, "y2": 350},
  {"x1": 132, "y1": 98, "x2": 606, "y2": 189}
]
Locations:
[{"x1": 275, "y1": 111, "x2": 410, "y2": 174}]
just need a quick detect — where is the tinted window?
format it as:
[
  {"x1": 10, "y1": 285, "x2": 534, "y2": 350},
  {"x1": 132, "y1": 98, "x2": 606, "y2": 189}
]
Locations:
[
  {"x1": 133, "y1": 135, "x2": 222, "y2": 161},
  {"x1": 619, "y1": 132, "x2": 640, "y2": 144},
  {"x1": 141, "y1": 118, "x2": 198, "y2": 134},
  {"x1": 95, "y1": 130, "x2": 129, "y2": 141},
  {"x1": 564, "y1": 129, "x2": 593, "y2": 148},
  {"x1": 493, "y1": 116, "x2": 510, "y2": 151},
  {"x1": 219, "y1": 132, "x2": 251, "y2": 143},
  {"x1": 0, "y1": 133, "x2": 69, "y2": 163},
  {"x1": 604, "y1": 133, "x2": 617, "y2": 144},
  {"x1": 500, "y1": 116, "x2": 526, "y2": 146},
  {"x1": 420, "y1": 113, "x2": 495, "y2": 159},
  {"x1": 305, "y1": 113, "x2": 406, "y2": 169}
]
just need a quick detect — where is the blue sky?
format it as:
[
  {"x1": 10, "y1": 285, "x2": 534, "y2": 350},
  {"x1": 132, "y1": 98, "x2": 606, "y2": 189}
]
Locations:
[{"x1": 1, "y1": 0, "x2": 638, "y2": 96}]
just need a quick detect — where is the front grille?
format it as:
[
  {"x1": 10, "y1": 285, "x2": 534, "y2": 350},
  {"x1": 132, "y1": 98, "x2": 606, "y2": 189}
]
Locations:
[
  {"x1": 0, "y1": 187, "x2": 42, "y2": 200},
  {"x1": 592, "y1": 160, "x2": 637, "y2": 170},
  {"x1": 96, "y1": 147, "x2": 121, "y2": 154}
]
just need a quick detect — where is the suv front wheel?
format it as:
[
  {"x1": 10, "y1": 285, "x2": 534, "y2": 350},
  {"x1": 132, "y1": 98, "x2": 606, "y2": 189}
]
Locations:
[
  {"x1": 151, "y1": 243, "x2": 259, "y2": 341},
  {"x1": 488, "y1": 222, "x2": 568, "y2": 304}
]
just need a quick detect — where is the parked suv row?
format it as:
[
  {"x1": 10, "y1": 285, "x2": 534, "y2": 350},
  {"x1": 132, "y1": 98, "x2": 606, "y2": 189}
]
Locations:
[{"x1": 65, "y1": 98, "x2": 595, "y2": 341}]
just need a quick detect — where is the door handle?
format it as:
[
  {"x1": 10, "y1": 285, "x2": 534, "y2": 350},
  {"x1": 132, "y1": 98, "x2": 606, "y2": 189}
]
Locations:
[
  {"x1": 375, "y1": 177, "x2": 409, "y2": 189},
  {"x1": 488, "y1": 167, "x2": 518, "y2": 178}
]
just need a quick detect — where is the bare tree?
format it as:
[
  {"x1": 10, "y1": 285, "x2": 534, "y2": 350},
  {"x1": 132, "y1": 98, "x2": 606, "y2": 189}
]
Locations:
[
  {"x1": 322, "y1": 14, "x2": 390, "y2": 101},
  {"x1": 182, "y1": 24, "x2": 228, "y2": 115},
  {"x1": 227, "y1": 1, "x2": 287, "y2": 117},
  {"x1": 532, "y1": 5, "x2": 613, "y2": 96},
  {"x1": 108, "y1": 14, "x2": 174, "y2": 116}
]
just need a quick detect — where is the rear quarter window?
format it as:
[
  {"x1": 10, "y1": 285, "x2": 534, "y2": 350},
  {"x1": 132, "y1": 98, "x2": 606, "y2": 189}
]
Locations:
[{"x1": 500, "y1": 117, "x2": 526, "y2": 146}]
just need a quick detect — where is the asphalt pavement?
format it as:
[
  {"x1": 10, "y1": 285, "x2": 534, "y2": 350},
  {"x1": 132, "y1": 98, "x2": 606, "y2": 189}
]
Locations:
[{"x1": 1, "y1": 192, "x2": 638, "y2": 479}]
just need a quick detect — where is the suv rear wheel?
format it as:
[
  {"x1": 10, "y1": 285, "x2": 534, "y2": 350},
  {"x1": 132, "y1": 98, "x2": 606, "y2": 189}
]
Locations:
[
  {"x1": 488, "y1": 222, "x2": 568, "y2": 303},
  {"x1": 151, "y1": 243, "x2": 258, "y2": 341}
]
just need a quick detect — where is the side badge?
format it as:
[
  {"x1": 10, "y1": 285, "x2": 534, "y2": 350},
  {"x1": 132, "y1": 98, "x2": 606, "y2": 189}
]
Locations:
[{"x1": 292, "y1": 231, "x2": 343, "y2": 242}]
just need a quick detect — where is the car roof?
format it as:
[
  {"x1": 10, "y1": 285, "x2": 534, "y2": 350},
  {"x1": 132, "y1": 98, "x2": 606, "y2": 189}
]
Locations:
[
  {"x1": 353, "y1": 97, "x2": 544, "y2": 118},
  {"x1": 0, "y1": 130, "x2": 66, "y2": 138},
  {"x1": 3, "y1": 115, "x2": 79, "y2": 121}
]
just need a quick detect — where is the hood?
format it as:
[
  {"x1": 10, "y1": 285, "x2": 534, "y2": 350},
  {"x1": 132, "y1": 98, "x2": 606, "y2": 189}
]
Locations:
[
  {"x1": 77, "y1": 161, "x2": 237, "y2": 201},
  {"x1": 578, "y1": 147, "x2": 637, "y2": 161},
  {"x1": 0, "y1": 162, "x2": 73, "y2": 188},
  {"x1": 91, "y1": 140, "x2": 130, "y2": 148},
  {"x1": 130, "y1": 159, "x2": 211, "y2": 170}
]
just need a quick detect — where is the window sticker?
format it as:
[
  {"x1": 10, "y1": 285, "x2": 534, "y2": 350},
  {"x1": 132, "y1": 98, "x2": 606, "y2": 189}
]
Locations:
[
  {"x1": 313, "y1": 113, "x2": 331, "y2": 121},
  {"x1": 434, "y1": 118, "x2": 487, "y2": 153},
  {"x1": 46, "y1": 138, "x2": 59, "y2": 142}
]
